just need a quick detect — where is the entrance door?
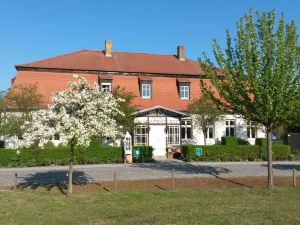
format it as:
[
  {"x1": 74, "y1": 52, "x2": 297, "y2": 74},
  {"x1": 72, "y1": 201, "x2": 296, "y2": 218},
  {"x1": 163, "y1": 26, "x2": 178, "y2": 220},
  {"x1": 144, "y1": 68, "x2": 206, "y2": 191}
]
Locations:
[{"x1": 149, "y1": 125, "x2": 166, "y2": 157}]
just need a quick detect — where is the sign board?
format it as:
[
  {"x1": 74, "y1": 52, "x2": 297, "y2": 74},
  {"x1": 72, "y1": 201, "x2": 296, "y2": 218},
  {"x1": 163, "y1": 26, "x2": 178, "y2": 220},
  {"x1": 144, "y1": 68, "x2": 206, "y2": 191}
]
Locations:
[
  {"x1": 195, "y1": 148, "x2": 202, "y2": 156},
  {"x1": 133, "y1": 148, "x2": 140, "y2": 158}
]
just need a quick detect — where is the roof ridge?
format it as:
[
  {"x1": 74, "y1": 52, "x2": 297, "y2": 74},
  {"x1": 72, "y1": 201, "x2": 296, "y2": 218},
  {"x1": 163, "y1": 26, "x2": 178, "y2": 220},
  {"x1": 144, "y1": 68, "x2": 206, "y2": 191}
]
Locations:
[{"x1": 15, "y1": 49, "x2": 89, "y2": 67}]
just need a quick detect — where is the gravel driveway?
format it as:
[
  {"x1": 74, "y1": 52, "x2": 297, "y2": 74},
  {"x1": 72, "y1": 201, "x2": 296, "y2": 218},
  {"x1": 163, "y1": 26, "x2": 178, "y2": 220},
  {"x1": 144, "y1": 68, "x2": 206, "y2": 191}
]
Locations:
[{"x1": 0, "y1": 160, "x2": 299, "y2": 187}]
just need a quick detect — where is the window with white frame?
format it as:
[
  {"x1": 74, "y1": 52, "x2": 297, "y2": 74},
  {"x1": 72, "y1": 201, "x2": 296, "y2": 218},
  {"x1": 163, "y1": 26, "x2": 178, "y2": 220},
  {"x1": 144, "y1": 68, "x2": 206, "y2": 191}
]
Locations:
[
  {"x1": 247, "y1": 121, "x2": 256, "y2": 138},
  {"x1": 179, "y1": 84, "x2": 190, "y2": 99},
  {"x1": 181, "y1": 119, "x2": 192, "y2": 139},
  {"x1": 141, "y1": 82, "x2": 151, "y2": 98},
  {"x1": 101, "y1": 82, "x2": 112, "y2": 92},
  {"x1": 167, "y1": 125, "x2": 180, "y2": 146},
  {"x1": 225, "y1": 120, "x2": 235, "y2": 136},
  {"x1": 134, "y1": 125, "x2": 148, "y2": 146},
  {"x1": 207, "y1": 125, "x2": 214, "y2": 139}
]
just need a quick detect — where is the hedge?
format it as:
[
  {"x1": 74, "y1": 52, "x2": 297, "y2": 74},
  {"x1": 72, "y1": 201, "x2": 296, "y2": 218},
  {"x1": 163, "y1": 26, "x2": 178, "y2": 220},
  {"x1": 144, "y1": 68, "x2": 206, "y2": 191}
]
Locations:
[
  {"x1": 132, "y1": 146, "x2": 154, "y2": 162},
  {"x1": 182, "y1": 143, "x2": 291, "y2": 162},
  {"x1": 0, "y1": 141, "x2": 123, "y2": 167}
]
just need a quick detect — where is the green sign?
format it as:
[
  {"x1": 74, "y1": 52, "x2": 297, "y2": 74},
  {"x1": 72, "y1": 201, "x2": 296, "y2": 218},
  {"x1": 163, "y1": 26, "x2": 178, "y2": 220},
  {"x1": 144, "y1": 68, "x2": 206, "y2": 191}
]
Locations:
[
  {"x1": 133, "y1": 148, "x2": 140, "y2": 158},
  {"x1": 195, "y1": 148, "x2": 202, "y2": 156}
]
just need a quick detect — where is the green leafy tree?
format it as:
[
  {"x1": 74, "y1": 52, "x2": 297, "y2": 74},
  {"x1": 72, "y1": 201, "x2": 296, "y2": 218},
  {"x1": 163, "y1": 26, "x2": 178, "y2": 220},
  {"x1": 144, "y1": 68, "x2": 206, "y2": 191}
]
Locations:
[
  {"x1": 112, "y1": 86, "x2": 137, "y2": 134},
  {"x1": 0, "y1": 84, "x2": 42, "y2": 138},
  {"x1": 187, "y1": 97, "x2": 223, "y2": 145},
  {"x1": 199, "y1": 10, "x2": 300, "y2": 189}
]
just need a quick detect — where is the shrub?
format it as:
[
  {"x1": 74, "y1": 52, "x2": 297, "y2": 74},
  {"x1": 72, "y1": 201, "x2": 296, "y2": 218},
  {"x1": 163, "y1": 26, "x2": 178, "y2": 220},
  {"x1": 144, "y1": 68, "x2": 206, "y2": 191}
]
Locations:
[
  {"x1": 182, "y1": 143, "x2": 291, "y2": 162},
  {"x1": 255, "y1": 138, "x2": 267, "y2": 146},
  {"x1": 0, "y1": 144, "x2": 123, "y2": 167},
  {"x1": 260, "y1": 144, "x2": 291, "y2": 161},
  {"x1": 0, "y1": 140, "x2": 4, "y2": 148},
  {"x1": 273, "y1": 140, "x2": 283, "y2": 145},
  {"x1": 221, "y1": 136, "x2": 238, "y2": 146},
  {"x1": 132, "y1": 146, "x2": 153, "y2": 162}
]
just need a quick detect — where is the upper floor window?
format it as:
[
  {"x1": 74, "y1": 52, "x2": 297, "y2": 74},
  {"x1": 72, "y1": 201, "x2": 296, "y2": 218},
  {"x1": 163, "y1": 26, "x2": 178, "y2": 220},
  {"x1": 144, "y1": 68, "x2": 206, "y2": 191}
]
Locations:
[
  {"x1": 141, "y1": 82, "x2": 151, "y2": 98},
  {"x1": 181, "y1": 119, "x2": 192, "y2": 139},
  {"x1": 101, "y1": 82, "x2": 112, "y2": 92},
  {"x1": 225, "y1": 120, "x2": 235, "y2": 136},
  {"x1": 180, "y1": 84, "x2": 190, "y2": 99},
  {"x1": 247, "y1": 121, "x2": 256, "y2": 139}
]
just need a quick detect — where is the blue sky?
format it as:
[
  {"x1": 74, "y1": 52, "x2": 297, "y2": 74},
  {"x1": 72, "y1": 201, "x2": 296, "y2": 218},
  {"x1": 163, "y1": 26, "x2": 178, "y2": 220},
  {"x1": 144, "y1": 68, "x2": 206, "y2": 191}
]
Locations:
[{"x1": 0, "y1": 0, "x2": 299, "y2": 90}]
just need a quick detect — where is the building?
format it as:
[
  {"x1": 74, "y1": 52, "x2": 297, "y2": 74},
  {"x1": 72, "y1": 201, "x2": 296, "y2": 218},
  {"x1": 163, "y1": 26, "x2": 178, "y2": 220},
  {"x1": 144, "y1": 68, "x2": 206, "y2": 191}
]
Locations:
[{"x1": 11, "y1": 40, "x2": 265, "y2": 156}]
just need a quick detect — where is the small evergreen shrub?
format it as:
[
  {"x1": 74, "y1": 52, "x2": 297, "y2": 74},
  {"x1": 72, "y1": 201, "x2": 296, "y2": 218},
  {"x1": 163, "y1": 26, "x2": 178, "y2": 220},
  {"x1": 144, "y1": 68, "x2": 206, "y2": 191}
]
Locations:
[
  {"x1": 0, "y1": 140, "x2": 4, "y2": 148},
  {"x1": 132, "y1": 146, "x2": 153, "y2": 162}
]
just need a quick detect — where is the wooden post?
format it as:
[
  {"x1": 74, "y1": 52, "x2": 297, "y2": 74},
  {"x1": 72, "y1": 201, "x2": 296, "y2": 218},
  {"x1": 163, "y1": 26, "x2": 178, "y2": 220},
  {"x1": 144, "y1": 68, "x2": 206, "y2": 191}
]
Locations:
[
  {"x1": 13, "y1": 173, "x2": 18, "y2": 191},
  {"x1": 171, "y1": 169, "x2": 175, "y2": 190},
  {"x1": 114, "y1": 172, "x2": 117, "y2": 191},
  {"x1": 293, "y1": 169, "x2": 296, "y2": 187}
]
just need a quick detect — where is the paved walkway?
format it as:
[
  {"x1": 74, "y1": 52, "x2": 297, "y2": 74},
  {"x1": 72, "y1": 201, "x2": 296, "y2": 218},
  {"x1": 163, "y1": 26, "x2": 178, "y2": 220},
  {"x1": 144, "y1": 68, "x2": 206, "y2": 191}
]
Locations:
[{"x1": 0, "y1": 160, "x2": 299, "y2": 186}]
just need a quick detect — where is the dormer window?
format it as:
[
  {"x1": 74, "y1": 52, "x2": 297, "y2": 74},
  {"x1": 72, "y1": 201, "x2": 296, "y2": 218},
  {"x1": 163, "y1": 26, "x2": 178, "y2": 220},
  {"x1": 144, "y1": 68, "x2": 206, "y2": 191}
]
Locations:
[
  {"x1": 141, "y1": 82, "x2": 151, "y2": 98},
  {"x1": 177, "y1": 78, "x2": 190, "y2": 100},
  {"x1": 180, "y1": 84, "x2": 190, "y2": 99},
  {"x1": 139, "y1": 76, "x2": 152, "y2": 99},
  {"x1": 101, "y1": 82, "x2": 112, "y2": 92},
  {"x1": 99, "y1": 76, "x2": 112, "y2": 92}
]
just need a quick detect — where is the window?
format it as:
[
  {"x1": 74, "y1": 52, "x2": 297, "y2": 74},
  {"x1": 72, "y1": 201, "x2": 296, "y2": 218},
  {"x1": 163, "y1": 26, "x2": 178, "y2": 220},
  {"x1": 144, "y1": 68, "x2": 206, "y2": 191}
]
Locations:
[
  {"x1": 247, "y1": 121, "x2": 256, "y2": 138},
  {"x1": 207, "y1": 125, "x2": 214, "y2": 139},
  {"x1": 101, "y1": 82, "x2": 112, "y2": 92},
  {"x1": 179, "y1": 84, "x2": 190, "y2": 99},
  {"x1": 181, "y1": 119, "x2": 192, "y2": 139},
  {"x1": 225, "y1": 120, "x2": 235, "y2": 136},
  {"x1": 141, "y1": 83, "x2": 151, "y2": 98},
  {"x1": 134, "y1": 125, "x2": 148, "y2": 146},
  {"x1": 167, "y1": 125, "x2": 180, "y2": 146}
]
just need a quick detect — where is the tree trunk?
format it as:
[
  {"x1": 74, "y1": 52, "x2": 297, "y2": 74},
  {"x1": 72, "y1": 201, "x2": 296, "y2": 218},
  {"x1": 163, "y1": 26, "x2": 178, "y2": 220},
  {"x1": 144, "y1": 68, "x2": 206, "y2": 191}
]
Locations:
[
  {"x1": 203, "y1": 129, "x2": 207, "y2": 146},
  {"x1": 267, "y1": 129, "x2": 273, "y2": 189},
  {"x1": 68, "y1": 143, "x2": 74, "y2": 196}
]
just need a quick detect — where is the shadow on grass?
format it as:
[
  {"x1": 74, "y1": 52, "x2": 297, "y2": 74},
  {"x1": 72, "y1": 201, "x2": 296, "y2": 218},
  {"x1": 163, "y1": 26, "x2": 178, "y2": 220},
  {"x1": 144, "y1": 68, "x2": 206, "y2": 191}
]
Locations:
[{"x1": 17, "y1": 170, "x2": 94, "y2": 195}]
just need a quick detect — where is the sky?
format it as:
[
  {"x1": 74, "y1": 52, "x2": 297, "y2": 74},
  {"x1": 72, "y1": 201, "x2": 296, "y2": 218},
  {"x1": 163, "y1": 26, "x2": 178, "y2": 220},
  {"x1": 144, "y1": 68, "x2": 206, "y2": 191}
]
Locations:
[{"x1": 0, "y1": 0, "x2": 299, "y2": 90}]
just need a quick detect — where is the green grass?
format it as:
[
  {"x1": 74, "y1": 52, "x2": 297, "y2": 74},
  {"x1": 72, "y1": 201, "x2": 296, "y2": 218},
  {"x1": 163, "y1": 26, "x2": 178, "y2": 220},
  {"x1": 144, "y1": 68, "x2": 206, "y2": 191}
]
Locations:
[{"x1": 0, "y1": 187, "x2": 300, "y2": 225}]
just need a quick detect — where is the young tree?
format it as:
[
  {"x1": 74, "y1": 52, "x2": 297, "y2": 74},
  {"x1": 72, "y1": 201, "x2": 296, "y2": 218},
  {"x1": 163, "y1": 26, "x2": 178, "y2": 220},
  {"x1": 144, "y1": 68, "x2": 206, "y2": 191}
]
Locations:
[
  {"x1": 20, "y1": 75, "x2": 124, "y2": 195},
  {"x1": 199, "y1": 10, "x2": 300, "y2": 189},
  {"x1": 0, "y1": 84, "x2": 43, "y2": 139},
  {"x1": 112, "y1": 86, "x2": 137, "y2": 134},
  {"x1": 187, "y1": 97, "x2": 223, "y2": 145}
]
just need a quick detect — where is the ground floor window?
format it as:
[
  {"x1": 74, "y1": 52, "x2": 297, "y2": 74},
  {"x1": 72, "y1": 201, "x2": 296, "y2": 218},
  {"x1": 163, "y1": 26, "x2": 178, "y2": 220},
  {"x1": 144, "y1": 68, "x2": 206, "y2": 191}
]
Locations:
[
  {"x1": 167, "y1": 125, "x2": 180, "y2": 146},
  {"x1": 207, "y1": 125, "x2": 214, "y2": 139},
  {"x1": 247, "y1": 121, "x2": 256, "y2": 138},
  {"x1": 181, "y1": 119, "x2": 192, "y2": 140},
  {"x1": 226, "y1": 120, "x2": 235, "y2": 136},
  {"x1": 134, "y1": 125, "x2": 148, "y2": 146}
]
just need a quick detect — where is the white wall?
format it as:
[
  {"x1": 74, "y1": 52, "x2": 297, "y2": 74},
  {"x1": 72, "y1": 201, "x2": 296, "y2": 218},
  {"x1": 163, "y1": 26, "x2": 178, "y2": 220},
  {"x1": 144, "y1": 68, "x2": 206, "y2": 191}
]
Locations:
[{"x1": 191, "y1": 114, "x2": 265, "y2": 145}]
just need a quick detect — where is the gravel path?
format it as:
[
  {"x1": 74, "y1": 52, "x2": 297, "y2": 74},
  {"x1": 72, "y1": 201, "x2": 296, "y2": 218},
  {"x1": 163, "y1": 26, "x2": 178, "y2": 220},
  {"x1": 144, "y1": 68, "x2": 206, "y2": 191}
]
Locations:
[{"x1": 0, "y1": 160, "x2": 299, "y2": 187}]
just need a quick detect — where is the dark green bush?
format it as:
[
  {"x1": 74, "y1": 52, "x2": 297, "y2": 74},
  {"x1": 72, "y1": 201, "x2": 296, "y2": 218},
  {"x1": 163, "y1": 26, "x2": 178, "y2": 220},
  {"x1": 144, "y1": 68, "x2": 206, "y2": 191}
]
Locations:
[
  {"x1": 221, "y1": 136, "x2": 249, "y2": 146},
  {"x1": 255, "y1": 138, "x2": 267, "y2": 146},
  {"x1": 273, "y1": 140, "x2": 283, "y2": 145},
  {"x1": 221, "y1": 136, "x2": 238, "y2": 146},
  {"x1": 132, "y1": 146, "x2": 153, "y2": 162},
  {"x1": 260, "y1": 145, "x2": 291, "y2": 161},
  {"x1": 0, "y1": 143, "x2": 123, "y2": 167},
  {"x1": 0, "y1": 141, "x2": 4, "y2": 148},
  {"x1": 182, "y1": 143, "x2": 291, "y2": 162}
]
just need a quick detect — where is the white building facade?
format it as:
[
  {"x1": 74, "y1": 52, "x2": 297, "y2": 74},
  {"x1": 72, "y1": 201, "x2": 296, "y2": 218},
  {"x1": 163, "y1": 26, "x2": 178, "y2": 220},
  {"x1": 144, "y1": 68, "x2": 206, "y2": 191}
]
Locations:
[{"x1": 133, "y1": 106, "x2": 265, "y2": 157}]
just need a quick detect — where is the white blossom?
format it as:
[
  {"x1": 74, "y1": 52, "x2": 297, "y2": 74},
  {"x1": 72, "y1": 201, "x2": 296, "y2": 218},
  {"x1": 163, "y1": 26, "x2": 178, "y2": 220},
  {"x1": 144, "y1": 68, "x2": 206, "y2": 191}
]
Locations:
[{"x1": 19, "y1": 74, "x2": 124, "y2": 148}]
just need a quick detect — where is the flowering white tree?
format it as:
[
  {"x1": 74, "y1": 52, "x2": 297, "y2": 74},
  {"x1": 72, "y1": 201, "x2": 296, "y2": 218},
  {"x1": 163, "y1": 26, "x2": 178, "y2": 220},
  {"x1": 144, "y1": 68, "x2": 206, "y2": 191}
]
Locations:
[{"x1": 20, "y1": 74, "x2": 124, "y2": 195}]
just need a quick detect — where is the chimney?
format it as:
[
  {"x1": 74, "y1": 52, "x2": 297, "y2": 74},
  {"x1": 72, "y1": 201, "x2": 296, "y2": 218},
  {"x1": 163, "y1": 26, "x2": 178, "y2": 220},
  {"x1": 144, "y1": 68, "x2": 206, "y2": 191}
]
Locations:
[
  {"x1": 177, "y1": 45, "x2": 185, "y2": 61},
  {"x1": 105, "y1": 39, "x2": 112, "y2": 57}
]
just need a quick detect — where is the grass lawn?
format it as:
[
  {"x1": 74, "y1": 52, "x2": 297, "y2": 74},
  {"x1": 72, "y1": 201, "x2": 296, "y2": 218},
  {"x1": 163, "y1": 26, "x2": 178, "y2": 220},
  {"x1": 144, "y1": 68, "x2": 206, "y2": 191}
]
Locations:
[{"x1": 0, "y1": 186, "x2": 300, "y2": 225}]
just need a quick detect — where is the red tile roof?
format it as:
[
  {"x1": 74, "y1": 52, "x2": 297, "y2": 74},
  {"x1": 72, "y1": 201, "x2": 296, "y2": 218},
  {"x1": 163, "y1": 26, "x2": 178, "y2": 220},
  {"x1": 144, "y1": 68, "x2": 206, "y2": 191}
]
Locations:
[{"x1": 16, "y1": 50, "x2": 204, "y2": 76}]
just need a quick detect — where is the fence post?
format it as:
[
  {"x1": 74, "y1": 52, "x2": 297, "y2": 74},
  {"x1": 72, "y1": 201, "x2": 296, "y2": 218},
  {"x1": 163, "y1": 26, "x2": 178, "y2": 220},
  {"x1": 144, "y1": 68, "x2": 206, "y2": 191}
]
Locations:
[
  {"x1": 114, "y1": 172, "x2": 117, "y2": 191},
  {"x1": 171, "y1": 169, "x2": 175, "y2": 190},
  {"x1": 293, "y1": 169, "x2": 296, "y2": 187},
  {"x1": 13, "y1": 173, "x2": 18, "y2": 191}
]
